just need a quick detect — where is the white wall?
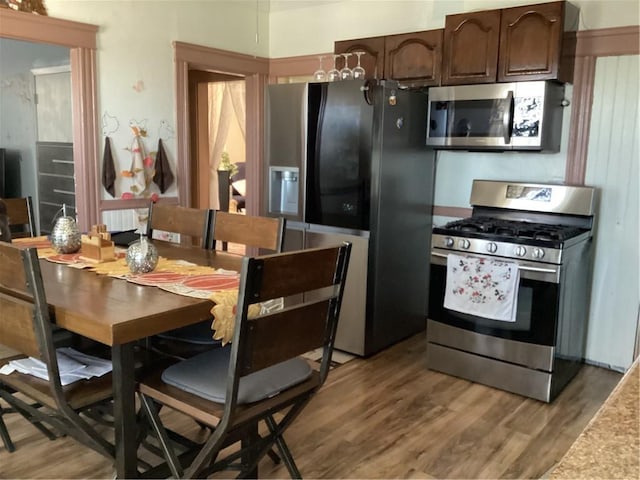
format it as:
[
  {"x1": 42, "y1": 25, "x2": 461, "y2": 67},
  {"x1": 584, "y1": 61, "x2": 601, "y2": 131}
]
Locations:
[
  {"x1": 584, "y1": 55, "x2": 639, "y2": 370},
  {"x1": 268, "y1": 0, "x2": 640, "y2": 58},
  {"x1": 45, "y1": 0, "x2": 269, "y2": 200}
]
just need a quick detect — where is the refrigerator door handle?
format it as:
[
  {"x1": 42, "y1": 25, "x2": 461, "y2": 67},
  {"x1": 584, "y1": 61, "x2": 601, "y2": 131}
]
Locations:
[{"x1": 363, "y1": 79, "x2": 374, "y2": 105}]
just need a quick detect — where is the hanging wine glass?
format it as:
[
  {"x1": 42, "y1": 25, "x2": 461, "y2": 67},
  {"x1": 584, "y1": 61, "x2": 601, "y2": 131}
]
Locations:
[
  {"x1": 340, "y1": 53, "x2": 353, "y2": 80},
  {"x1": 353, "y1": 51, "x2": 366, "y2": 80},
  {"x1": 313, "y1": 55, "x2": 327, "y2": 82},
  {"x1": 327, "y1": 54, "x2": 340, "y2": 82}
]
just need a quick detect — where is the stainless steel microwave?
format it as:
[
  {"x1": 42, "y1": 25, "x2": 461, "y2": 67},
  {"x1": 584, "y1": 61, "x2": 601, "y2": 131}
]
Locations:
[{"x1": 426, "y1": 81, "x2": 566, "y2": 152}]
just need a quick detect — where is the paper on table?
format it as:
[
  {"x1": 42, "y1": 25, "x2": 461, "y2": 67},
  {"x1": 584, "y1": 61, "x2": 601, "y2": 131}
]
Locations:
[{"x1": 0, "y1": 347, "x2": 112, "y2": 386}]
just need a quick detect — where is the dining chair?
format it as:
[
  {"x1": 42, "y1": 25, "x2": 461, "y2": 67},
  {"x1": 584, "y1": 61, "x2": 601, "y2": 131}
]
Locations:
[
  {"x1": 154, "y1": 211, "x2": 287, "y2": 354},
  {"x1": 211, "y1": 210, "x2": 286, "y2": 253},
  {"x1": 137, "y1": 242, "x2": 352, "y2": 479},
  {"x1": 144, "y1": 202, "x2": 219, "y2": 356},
  {"x1": 0, "y1": 352, "x2": 57, "y2": 453},
  {"x1": 0, "y1": 242, "x2": 115, "y2": 459},
  {"x1": 3, "y1": 197, "x2": 36, "y2": 239},
  {"x1": 146, "y1": 201, "x2": 214, "y2": 249}
]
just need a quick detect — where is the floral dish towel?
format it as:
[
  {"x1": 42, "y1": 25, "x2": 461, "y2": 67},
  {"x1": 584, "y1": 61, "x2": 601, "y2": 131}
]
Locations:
[{"x1": 444, "y1": 253, "x2": 520, "y2": 322}]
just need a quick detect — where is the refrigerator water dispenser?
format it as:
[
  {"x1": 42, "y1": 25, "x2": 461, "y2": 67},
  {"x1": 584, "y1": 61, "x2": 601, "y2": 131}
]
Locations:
[{"x1": 269, "y1": 166, "x2": 299, "y2": 215}]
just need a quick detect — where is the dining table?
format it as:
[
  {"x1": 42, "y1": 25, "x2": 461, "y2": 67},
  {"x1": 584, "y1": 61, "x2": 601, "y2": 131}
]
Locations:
[{"x1": 34, "y1": 241, "x2": 243, "y2": 478}]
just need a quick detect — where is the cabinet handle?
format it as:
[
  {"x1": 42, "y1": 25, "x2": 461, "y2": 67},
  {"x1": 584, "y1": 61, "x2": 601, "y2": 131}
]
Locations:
[
  {"x1": 53, "y1": 189, "x2": 75, "y2": 195},
  {"x1": 51, "y1": 159, "x2": 74, "y2": 164}
]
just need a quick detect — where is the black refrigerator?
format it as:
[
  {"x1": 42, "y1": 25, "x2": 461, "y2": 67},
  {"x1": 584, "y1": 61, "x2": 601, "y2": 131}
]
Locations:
[{"x1": 264, "y1": 80, "x2": 436, "y2": 356}]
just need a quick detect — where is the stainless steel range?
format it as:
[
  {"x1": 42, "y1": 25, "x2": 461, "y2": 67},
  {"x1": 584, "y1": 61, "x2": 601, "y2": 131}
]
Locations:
[{"x1": 427, "y1": 180, "x2": 597, "y2": 402}]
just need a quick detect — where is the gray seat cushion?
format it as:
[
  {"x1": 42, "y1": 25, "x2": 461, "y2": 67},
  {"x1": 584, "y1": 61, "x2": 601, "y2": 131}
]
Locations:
[{"x1": 161, "y1": 346, "x2": 312, "y2": 404}]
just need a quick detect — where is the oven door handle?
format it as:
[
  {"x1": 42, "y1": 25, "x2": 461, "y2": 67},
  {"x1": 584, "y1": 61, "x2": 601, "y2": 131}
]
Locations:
[{"x1": 431, "y1": 252, "x2": 558, "y2": 274}]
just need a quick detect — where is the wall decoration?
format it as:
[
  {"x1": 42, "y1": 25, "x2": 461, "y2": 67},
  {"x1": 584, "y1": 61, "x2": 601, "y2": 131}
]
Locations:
[
  {"x1": 1, "y1": 0, "x2": 47, "y2": 15},
  {"x1": 101, "y1": 111, "x2": 119, "y2": 136},
  {"x1": 128, "y1": 118, "x2": 148, "y2": 136},
  {"x1": 158, "y1": 120, "x2": 175, "y2": 142},
  {"x1": 120, "y1": 125, "x2": 158, "y2": 202}
]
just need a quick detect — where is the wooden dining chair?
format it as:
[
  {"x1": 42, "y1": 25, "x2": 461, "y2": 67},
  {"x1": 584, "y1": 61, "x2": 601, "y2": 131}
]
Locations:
[
  {"x1": 211, "y1": 210, "x2": 286, "y2": 253},
  {"x1": 137, "y1": 242, "x2": 352, "y2": 479},
  {"x1": 3, "y1": 197, "x2": 36, "y2": 238},
  {"x1": 0, "y1": 351, "x2": 57, "y2": 453},
  {"x1": 0, "y1": 242, "x2": 115, "y2": 459},
  {"x1": 153, "y1": 211, "x2": 287, "y2": 354},
  {"x1": 146, "y1": 202, "x2": 214, "y2": 249}
]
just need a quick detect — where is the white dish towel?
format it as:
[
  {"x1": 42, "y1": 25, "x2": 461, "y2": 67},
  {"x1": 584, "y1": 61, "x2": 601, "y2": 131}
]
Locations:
[{"x1": 443, "y1": 253, "x2": 520, "y2": 322}]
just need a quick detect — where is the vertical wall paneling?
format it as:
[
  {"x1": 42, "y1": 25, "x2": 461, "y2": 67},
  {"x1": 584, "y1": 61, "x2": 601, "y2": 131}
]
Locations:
[
  {"x1": 584, "y1": 55, "x2": 639, "y2": 370},
  {"x1": 101, "y1": 209, "x2": 141, "y2": 232}
]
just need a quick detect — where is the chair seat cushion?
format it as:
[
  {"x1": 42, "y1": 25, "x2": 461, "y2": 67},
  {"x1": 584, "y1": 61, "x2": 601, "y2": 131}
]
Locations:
[{"x1": 161, "y1": 346, "x2": 312, "y2": 405}]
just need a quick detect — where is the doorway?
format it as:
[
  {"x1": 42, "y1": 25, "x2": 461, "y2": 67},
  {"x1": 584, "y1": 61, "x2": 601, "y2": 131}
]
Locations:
[
  {"x1": 173, "y1": 42, "x2": 269, "y2": 217},
  {"x1": 188, "y1": 70, "x2": 246, "y2": 213}
]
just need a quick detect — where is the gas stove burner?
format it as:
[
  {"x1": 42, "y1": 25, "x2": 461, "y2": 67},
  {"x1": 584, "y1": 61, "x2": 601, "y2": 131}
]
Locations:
[{"x1": 435, "y1": 216, "x2": 588, "y2": 247}]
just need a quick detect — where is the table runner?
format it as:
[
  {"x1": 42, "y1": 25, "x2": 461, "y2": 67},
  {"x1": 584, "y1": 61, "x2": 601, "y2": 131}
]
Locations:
[{"x1": 13, "y1": 236, "x2": 243, "y2": 342}]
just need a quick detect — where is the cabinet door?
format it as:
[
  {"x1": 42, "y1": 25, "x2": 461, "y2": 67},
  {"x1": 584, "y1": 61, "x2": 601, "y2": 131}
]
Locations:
[
  {"x1": 384, "y1": 29, "x2": 443, "y2": 87},
  {"x1": 442, "y1": 9, "x2": 501, "y2": 85},
  {"x1": 498, "y1": 1, "x2": 564, "y2": 82},
  {"x1": 335, "y1": 36, "x2": 385, "y2": 80}
]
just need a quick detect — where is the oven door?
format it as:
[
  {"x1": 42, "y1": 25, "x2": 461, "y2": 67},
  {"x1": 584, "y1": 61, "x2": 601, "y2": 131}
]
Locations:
[{"x1": 428, "y1": 251, "x2": 559, "y2": 346}]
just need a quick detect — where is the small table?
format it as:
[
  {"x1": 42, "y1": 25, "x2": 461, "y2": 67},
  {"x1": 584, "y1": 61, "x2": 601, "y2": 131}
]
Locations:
[{"x1": 39, "y1": 243, "x2": 242, "y2": 478}]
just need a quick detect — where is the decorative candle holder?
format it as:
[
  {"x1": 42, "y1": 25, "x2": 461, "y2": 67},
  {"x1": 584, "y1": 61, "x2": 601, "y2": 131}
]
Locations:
[
  {"x1": 126, "y1": 234, "x2": 158, "y2": 274},
  {"x1": 50, "y1": 204, "x2": 81, "y2": 254}
]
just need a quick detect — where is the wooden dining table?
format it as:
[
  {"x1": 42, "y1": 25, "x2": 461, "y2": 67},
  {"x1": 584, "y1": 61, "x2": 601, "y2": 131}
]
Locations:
[{"x1": 38, "y1": 242, "x2": 243, "y2": 478}]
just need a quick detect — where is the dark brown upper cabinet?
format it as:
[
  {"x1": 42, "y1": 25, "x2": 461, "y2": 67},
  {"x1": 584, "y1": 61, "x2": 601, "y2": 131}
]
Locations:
[
  {"x1": 384, "y1": 29, "x2": 443, "y2": 88},
  {"x1": 335, "y1": 36, "x2": 386, "y2": 80},
  {"x1": 442, "y1": 9, "x2": 501, "y2": 85},
  {"x1": 442, "y1": 1, "x2": 577, "y2": 85},
  {"x1": 498, "y1": 1, "x2": 576, "y2": 83}
]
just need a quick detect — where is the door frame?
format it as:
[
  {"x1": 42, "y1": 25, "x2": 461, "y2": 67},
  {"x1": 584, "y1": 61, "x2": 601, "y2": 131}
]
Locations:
[
  {"x1": 0, "y1": 9, "x2": 99, "y2": 230},
  {"x1": 174, "y1": 42, "x2": 269, "y2": 215},
  {"x1": 188, "y1": 70, "x2": 243, "y2": 210}
]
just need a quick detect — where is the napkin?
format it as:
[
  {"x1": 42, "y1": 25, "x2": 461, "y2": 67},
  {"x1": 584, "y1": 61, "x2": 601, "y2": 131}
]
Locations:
[{"x1": 0, "y1": 347, "x2": 112, "y2": 386}]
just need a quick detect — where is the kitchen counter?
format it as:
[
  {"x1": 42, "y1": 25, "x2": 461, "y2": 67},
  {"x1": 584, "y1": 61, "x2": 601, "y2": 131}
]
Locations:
[{"x1": 550, "y1": 358, "x2": 639, "y2": 479}]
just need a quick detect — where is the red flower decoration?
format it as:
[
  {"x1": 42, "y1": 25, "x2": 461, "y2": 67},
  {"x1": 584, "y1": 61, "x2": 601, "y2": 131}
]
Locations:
[
  {"x1": 121, "y1": 192, "x2": 134, "y2": 200},
  {"x1": 150, "y1": 193, "x2": 159, "y2": 203},
  {"x1": 143, "y1": 156, "x2": 154, "y2": 168}
]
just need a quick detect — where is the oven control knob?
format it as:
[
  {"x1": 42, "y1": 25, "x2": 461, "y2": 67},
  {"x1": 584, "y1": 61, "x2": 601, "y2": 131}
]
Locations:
[
  {"x1": 532, "y1": 248, "x2": 545, "y2": 259},
  {"x1": 486, "y1": 242, "x2": 498, "y2": 254},
  {"x1": 514, "y1": 246, "x2": 527, "y2": 257},
  {"x1": 444, "y1": 237, "x2": 454, "y2": 248},
  {"x1": 458, "y1": 239, "x2": 471, "y2": 249}
]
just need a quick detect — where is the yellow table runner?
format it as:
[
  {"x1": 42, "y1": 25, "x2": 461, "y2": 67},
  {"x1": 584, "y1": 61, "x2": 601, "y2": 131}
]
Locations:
[{"x1": 13, "y1": 236, "x2": 245, "y2": 344}]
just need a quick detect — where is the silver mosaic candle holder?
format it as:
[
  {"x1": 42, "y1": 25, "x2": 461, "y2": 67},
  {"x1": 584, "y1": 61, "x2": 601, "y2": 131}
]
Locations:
[{"x1": 126, "y1": 234, "x2": 159, "y2": 274}]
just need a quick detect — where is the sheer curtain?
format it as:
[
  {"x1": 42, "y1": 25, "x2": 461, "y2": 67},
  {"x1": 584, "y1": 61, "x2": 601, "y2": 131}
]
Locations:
[{"x1": 208, "y1": 80, "x2": 245, "y2": 209}]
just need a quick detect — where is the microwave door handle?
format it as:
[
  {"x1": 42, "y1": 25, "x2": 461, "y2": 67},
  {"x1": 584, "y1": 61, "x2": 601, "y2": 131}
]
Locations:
[{"x1": 503, "y1": 90, "x2": 514, "y2": 144}]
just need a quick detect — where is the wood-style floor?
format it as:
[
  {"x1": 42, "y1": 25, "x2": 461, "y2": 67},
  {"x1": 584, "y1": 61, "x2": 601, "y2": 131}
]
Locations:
[{"x1": 0, "y1": 333, "x2": 622, "y2": 479}]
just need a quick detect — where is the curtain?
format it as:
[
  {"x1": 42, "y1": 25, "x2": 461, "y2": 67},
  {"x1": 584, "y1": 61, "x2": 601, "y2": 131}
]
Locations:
[{"x1": 208, "y1": 80, "x2": 246, "y2": 209}]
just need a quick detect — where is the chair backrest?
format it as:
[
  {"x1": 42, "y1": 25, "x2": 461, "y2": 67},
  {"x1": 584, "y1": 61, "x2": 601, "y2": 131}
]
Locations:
[
  {"x1": 211, "y1": 210, "x2": 285, "y2": 253},
  {"x1": 146, "y1": 202, "x2": 213, "y2": 249},
  {"x1": 3, "y1": 197, "x2": 36, "y2": 238},
  {"x1": 229, "y1": 242, "x2": 351, "y2": 405},
  {"x1": 0, "y1": 241, "x2": 115, "y2": 459},
  {"x1": 0, "y1": 242, "x2": 61, "y2": 387}
]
